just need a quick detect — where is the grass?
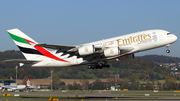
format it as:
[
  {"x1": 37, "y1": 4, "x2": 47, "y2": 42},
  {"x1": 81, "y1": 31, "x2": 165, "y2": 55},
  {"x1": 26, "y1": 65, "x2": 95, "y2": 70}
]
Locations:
[
  {"x1": 1, "y1": 90, "x2": 101, "y2": 95},
  {"x1": 139, "y1": 80, "x2": 180, "y2": 84},
  {"x1": 126, "y1": 94, "x2": 180, "y2": 97},
  {"x1": 158, "y1": 73, "x2": 165, "y2": 78},
  {"x1": 0, "y1": 95, "x2": 85, "y2": 98},
  {"x1": 1, "y1": 91, "x2": 180, "y2": 100},
  {"x1": 86, "y1": 72, "x2": 97, "y2": 79},
  {"x1": 110, "y1": 90, "x2": 180, "y2": 94},
  {"x1": 132, "y1": 73, "x2": 142, "y2": 77}
]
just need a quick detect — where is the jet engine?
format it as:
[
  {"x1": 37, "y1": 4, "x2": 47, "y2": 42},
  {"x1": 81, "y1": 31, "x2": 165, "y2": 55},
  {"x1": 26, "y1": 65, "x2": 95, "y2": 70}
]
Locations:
[
  {"x1": 78, "y1": 45, "x2": 95, "y2": 56},
  {"x1": 104, "y1": 47, "x2": 120, "y2": 57}
]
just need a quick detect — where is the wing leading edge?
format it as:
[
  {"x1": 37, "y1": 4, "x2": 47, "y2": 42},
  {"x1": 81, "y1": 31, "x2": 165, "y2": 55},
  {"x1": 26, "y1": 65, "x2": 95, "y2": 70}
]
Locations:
[
  {"x1": 3, "y1": 59, "x2": 41, "y2": 64},
  {"x1": 36, "y1": 43, "x2": 75, "y2": 50}
]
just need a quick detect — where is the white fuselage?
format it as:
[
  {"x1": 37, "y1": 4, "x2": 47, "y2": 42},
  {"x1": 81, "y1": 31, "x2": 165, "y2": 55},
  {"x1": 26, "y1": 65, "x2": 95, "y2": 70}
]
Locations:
[
  {"x1": 2, "y1": 85, "x2": 26, "y2": 91},
  {"x1": 28, "y1": 29, "x2": 177, "y2": 67}
]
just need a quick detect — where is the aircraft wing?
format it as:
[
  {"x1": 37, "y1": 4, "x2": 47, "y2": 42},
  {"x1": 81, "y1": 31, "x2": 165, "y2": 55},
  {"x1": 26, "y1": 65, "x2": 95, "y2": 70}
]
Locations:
[
  {"x1": 36, "y1": 43, "x2": 138, "y2": 55},
  {"x1": 35, "y1": 43, "x2": 139, "y2": 63},
  {"x1": 36, "y1": 43, "x2": 102, "y2": 53},
  {"x1": 3, "y1": 59, "x2": 41, "y2": 64},
  {"x1": 36, "y1": 43, "x2": 76, "y2": 51}
]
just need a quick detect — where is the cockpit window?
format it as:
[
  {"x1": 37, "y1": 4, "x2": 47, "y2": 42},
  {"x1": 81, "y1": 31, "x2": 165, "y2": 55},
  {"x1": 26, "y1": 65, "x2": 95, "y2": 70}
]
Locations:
[{"x1": 167, "y1": 33, "x2": 171, "y2": 35}]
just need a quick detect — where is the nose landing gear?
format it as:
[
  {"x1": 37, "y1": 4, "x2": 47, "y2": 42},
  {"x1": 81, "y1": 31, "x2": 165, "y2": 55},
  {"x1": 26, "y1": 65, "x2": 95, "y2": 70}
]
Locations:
[
  {"x1": 166, "y1": 49, "x2": 170, "y2": 53},
  {"x1": 166, "y1": 44, "x2": 170, "y2": 53}
]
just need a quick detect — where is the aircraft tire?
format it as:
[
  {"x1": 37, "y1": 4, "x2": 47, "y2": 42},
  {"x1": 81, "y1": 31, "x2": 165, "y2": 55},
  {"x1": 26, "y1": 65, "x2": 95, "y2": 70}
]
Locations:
[
  {"x1": 166, "y1": 49, "x2": 170, "y2": 53},
  {"x1": 106, "y1": 65, "x2": 110, "y2": 68},
  {"x1": 88, "y1": 65, "x2": 91, "y2": 69}
]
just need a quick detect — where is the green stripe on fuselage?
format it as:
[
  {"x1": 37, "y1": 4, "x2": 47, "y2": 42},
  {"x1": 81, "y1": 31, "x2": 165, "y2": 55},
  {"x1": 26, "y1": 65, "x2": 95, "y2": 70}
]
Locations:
[{"x1": 8, "y1": 32, "x2": 30, "y2": 45}]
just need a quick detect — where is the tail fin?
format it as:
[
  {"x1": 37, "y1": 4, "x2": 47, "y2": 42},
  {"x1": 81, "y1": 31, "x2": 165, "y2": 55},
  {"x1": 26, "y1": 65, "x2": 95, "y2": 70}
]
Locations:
[
  {"x1": 7, "y1": 29, "x2": 68, "y2": 63},
  {"x1": 7, "y1": 29, "x2": 43, "y2": 60},
  {"x1": 25, "y1": 78, "x2": 31, "y2": 86}
]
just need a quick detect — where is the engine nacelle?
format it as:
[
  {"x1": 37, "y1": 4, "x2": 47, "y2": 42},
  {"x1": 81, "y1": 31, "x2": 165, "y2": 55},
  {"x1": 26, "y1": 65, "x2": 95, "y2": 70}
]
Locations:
[
  {"x1": 104, "y1": 47, "x2": 120, "y2": 57},
  {"x1": 78, "y1": 45, "x2": 95, "y2": 56}
]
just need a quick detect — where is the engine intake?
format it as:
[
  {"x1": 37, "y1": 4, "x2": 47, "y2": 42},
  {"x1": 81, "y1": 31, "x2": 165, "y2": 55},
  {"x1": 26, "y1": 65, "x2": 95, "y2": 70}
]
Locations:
[
  {"x1": 104, "y1": 47, "x2": 120, "y2": 57},
  {"x1": 78, "y1": 45, "x2": 95, "y2": 56}
]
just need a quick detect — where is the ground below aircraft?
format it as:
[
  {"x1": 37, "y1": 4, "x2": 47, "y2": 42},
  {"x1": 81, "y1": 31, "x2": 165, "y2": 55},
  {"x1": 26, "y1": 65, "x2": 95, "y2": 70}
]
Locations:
[{"x1": 4, "y1": 29, "x2": 177, "y2": 69}]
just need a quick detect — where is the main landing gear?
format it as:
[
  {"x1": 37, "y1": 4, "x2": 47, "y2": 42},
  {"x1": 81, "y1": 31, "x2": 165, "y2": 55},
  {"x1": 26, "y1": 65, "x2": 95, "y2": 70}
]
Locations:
[
  {"x1": 88, "y1": 62, "x2": 110, "y2": 69},
  {"x1": 166, "y1": 44, "x2": 170, "y2": 53}
]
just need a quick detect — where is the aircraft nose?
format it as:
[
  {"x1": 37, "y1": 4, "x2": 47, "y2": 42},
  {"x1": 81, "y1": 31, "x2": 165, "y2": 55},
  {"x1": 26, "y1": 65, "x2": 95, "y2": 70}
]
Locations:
[{"x1": 173, "y1": 34, "x2": 178, "y2": 42}]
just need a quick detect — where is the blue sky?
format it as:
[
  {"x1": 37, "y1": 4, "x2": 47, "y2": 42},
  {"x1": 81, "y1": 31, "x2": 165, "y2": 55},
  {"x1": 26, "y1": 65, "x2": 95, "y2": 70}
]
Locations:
[{"x1": 0, "y1": 0, "x2": 180, "y2": 57}]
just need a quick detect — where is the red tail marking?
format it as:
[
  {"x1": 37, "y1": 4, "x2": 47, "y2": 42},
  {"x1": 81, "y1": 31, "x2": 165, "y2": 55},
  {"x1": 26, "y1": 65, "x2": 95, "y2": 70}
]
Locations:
[{"x1": 24, "y1": 39, "x2": 69, "y2": 62}]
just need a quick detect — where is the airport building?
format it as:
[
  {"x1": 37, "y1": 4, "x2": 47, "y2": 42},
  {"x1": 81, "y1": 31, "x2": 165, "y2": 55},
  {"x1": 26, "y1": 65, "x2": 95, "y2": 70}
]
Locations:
[{"x1": 0, "y1": 80, "x2": 16, "y2": 86}]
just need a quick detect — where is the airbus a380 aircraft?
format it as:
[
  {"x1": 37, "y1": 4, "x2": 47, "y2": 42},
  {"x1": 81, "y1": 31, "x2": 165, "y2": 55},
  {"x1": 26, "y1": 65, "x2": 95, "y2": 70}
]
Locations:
[{"x1": 5, "y1": 29, "x2": 177, "y2": 69}]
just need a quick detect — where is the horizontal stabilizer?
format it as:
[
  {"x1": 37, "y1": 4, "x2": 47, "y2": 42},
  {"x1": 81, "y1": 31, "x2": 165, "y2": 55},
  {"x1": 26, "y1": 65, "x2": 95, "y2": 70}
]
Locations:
[{"x1": 3, "y1": 59, "x2": 41, "y2": 64}]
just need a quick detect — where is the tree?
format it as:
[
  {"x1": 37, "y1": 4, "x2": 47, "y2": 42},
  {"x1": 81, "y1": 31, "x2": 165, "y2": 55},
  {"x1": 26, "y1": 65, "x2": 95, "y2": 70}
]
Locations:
[
  {"x1": 59, "y1": 81, "x2": 66, "y2": 90},
  {"x1": 155, "y1": 73, "x2": 160, "y2": 80},
  {"x1": 59, "y1": 82, "x2": 65, "y2": 86},
  {"x1": 52, "y1": 75, "x2": 60, "y2": 90},
  {"x1": 149, "y1": 70, "x2": 155, "y2": 80},
  {"x1": 129, "y1": 75, "x2": 139, "y2": 90},
  {"x1": 121, "y1": 79, "x2": 129, "y2": 89},
  {"x1": 165, "y1": 75, "x2": 176, "y2": 90},
  {"x1": 92, "y1": 79, "x2": 104, "y2": 90},
  {"x1": 146, "y1": 80, "x2": 153, "y2": 90},
  {"x1": 139, "y1": 74, "x2": 147, "y2": 80},
  {"x1": 157, "y1": 80, "x2": 161, "y2": 90},
  {"x1": 140, "y1": 84, "x2": 144, "y2": 90},
  {"x1": 153, "y1": 66, "x2": 161, "y2": 73},
  {"x1": 67, "y1": 83, "x2": 73, "y2": 90},
  {"x1": 129, "y1": 75, "x2": 138, "y2": 82},
  {"x1": 80, "y1": 79, "x2": 89, "y2": 90},
  {"x1": 73, "y1": 81, "x2": 80, "y2": 90},
  {"x1": 177, "y1": 83, "x2": 180, "y2": 90},
  {"x1": 67, "y1": 68, "x2": 72, "y2": 74}
]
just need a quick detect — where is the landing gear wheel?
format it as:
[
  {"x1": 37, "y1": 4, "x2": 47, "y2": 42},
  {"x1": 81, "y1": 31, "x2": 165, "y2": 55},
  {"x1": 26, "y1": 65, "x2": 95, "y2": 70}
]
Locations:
[
  {"x1": 102, "y1": 64, "x2": 109, "y2": 68},
  {"x1": 166, "y1": 44, "x2": 170, "y2": 53},
  {"x1": 88, "y1": 62, "x2": 110, "y2": 69},
  {"x1": 166, "y1": 49, "x2": 170, "y2": 53},
  {"x1": 88, "y1": 65, "x2": 91, "y2": 69}
]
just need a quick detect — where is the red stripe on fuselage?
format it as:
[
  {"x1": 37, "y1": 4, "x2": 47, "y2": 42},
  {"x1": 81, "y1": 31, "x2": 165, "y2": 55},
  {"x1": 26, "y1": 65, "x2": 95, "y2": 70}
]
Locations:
[
  {"x1": 34, "y1": 46, "x2": 69, "y2": 62},
  {"x1": 24, "y1": 39, "x2": 69, "y2": 62}
]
